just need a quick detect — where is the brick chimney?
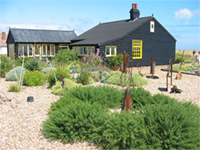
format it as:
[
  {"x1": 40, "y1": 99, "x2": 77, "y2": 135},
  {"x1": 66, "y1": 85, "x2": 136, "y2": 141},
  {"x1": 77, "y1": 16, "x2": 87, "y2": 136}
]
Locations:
[
  {"x1": 2, "y1": 32, "x2": 6, "y2": 40},
  {"x1": 129, "y1": 3, "x2": 140, "y2": 20}
]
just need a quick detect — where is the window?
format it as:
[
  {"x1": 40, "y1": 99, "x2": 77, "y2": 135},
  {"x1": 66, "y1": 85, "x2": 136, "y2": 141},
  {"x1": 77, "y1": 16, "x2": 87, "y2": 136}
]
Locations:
[
  {"x1": 28, "y1": 45, "x2": 33, "y2": 56},
  {"x1": 132, "y1": 40, "x2": 142, "y2": 59},
  {"x1": 72, "y1": 46, "x2": 95, "y2": 56},
  {"x1": 150, "y1": 21, "x2": 155, "y2": 32},
  {"x1": 42, "y1": 44, "x2": 55, "y2": 56},
  {"x1": 59, "y1": 44, "x2": 69, "y2": 50},
  {"x1": 105, "y1": 46, "x2": 117, "y2": 57},
  {"x1": 9, "y1": 44, "x2": 15, "y2": 60},
  {"x1": 18, "y1": 44, "x2": 33, "y2": 57}
]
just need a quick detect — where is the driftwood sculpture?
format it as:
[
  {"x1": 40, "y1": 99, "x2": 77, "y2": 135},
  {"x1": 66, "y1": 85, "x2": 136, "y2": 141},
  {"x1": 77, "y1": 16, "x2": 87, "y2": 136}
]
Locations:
[{"x1": 121, "y1": 87, "x2": 133, "y2": 112}]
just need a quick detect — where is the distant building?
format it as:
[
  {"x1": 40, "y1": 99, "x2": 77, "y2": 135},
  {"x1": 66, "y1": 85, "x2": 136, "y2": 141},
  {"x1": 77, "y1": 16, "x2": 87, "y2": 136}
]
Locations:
[
  {"x1": 6, "y1": 28, "x2": 77, "y2": 59},
  {"x1": 0, "y1": 32, "x2": 8, "y2": 55},
  {"x1": 71, "y1": 3, "x2": 176, "y2": 66}
]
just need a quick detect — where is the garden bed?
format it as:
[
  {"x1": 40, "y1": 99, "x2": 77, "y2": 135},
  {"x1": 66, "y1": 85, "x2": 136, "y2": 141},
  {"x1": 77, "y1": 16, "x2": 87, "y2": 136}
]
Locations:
[{"x1": 0, "y1": 65, "x2": 200, "y2": 149}]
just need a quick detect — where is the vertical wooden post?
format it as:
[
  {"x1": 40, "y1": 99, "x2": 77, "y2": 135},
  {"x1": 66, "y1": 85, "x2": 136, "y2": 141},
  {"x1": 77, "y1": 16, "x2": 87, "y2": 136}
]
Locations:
[
  {"x1": 151, "y1": 56, "x2": 154, "y2": 78},
  {"x1": 166, "y1": 73, "x2": 168, "y2": 91},
  {"x1": 170, "y1": 59, "x2": 173, "y2": 85},
  {"x1": 123, "y1": 51, "x2": 126, "y2": 73}
]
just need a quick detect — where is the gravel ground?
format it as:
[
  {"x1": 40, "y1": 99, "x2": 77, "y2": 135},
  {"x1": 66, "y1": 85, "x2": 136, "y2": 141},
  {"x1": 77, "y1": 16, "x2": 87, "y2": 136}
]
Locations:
[{"x1": 0, "y1": 65, "x2": 199, "y2": 149}]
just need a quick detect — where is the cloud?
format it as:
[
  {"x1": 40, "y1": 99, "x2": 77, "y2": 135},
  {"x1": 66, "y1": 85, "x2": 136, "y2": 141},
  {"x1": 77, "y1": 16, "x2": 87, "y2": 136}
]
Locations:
[
  {"x1": 0, "y1": 19, "x2": 94, "y2": 35},
  {"x1": 174, "y1": 8, "x2": 192, "y2": 19},
  {"x1": 174, "y1": 8, "x2": 200, "y2": 20}
]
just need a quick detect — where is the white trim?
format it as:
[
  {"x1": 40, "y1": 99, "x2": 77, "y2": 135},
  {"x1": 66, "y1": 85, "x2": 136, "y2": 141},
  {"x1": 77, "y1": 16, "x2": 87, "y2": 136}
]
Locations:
[{"x1": 150, "y1": 21, "x2": 155, "y2": 33}]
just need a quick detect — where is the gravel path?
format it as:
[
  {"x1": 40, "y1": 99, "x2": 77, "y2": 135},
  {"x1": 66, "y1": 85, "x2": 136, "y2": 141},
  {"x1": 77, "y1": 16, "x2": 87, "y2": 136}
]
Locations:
[{"x1": 0, "y1": 65, "x2": 199, "y2": 149}]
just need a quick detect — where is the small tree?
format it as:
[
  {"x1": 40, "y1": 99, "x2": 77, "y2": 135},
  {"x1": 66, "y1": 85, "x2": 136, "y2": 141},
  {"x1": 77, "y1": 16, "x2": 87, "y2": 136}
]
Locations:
[{"x1": 54, "y1": 49, "x2": 78, "y2": 65}]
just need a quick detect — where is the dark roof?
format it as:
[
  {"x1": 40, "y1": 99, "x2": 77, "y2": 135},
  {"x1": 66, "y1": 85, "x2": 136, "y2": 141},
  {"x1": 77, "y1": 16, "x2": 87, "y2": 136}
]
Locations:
[
  {"x1": 71, "y1": 16, "x2": 176, "y2": 46},
  {"x1": 9, "y1": 28, "x2": 77, "y2": 43}
]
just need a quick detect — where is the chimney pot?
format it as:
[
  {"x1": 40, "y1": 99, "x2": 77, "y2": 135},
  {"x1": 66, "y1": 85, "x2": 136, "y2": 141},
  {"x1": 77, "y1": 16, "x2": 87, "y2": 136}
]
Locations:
[{"x1": 132, "y1": 3, "x2": 137, "y2": 9}]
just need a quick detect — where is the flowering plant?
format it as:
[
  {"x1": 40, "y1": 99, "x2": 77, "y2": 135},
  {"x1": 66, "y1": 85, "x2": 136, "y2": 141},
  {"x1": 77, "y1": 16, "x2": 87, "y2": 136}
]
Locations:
[{"x1": 83, "y1": 48, "x2": 103, "y2": 67}]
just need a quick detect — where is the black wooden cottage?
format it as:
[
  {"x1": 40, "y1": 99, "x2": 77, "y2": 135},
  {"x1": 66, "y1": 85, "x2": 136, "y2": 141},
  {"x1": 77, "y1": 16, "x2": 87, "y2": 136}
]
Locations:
[
  {"x1": 70, "y1": 3, "x2": 176, "y2": 66},
  {"x1": 6, "y1": 28, "x2": 77, "y2": 59}
]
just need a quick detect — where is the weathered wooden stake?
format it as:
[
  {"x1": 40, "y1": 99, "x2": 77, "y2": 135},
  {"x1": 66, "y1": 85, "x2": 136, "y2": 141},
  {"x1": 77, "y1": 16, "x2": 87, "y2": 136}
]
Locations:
[
  {"x1": 170, "y1": 59, "x2": 173, "y2": 85},
  {"x1": 123, "y1": 51, "x2": 126, "y2": 73},
  {"x1": 121, "y1": 87, "x2": 133, "y2": 112}
]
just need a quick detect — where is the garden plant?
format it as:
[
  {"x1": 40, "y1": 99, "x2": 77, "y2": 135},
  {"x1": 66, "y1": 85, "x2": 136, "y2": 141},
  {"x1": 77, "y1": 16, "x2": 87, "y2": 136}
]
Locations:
[{"x1": 41, "y1": 86, "x2": 200, "y2": 149}]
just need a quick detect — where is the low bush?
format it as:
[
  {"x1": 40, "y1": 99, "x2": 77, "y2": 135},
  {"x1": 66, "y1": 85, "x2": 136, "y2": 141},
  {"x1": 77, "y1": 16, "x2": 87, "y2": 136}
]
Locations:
[
  {"x1": 52, "y1": 78, "x2": 82, "y2": 95},
  {"x1": 47, "y1": 68, "x2": 70, "y2": 87},
  {"x1": 107, "y1": 71, "x2": 148, "y2": 87},
  {"x1": 41, "y1": 101, "x2": 109, "y2": 143},
  {"x1": 23, "y1": 71, "x2": 46, "y2": 86},
  {"x1": 195, "y1": 68, "x2": 200, "y2": 75},
  {"x1": 50, "y1": 86, "x2": 123, "y2": 112},
  {"x1": 8, "y1": 84, "x2": 21, "y2": 92},
  {"x1": 172, "y1": 64, "x2": 194, "y2": 71},
  {"x1": 41, "y1": 67, "x2": 56, "y2": 74},
  {"x1": 132, "y1": 72, "x2": 148, "y2": 86},
  {"x1": 139, "y1": 100, "x2": 200, "y2": 149},
  {"x1": 0, "y1": 55, "x2": 13, "y2": 75},
  {"x1": 175, "y1": 56, "x2": 185, "y2": 63},
  {"x1": 94, "y1": 111, "x2": 143, "y2": 149},
  {"x1": 76, "y1": 70, "x2": 90, "y2": 85},
  {"x1": 24, "y1": 59, "x2": 42, "y2": 71},
  {"x1": 66, "y1": 63, "x2": 82, "y2": 73},
  {"x1": 5, "y1": 66, "x2": 27, "y2": 81},
  {"x1": 42, "y1": 85, "x2": 200, "y2": 149},
  {"x1": 129, "y1": 87, "x2": 153, "y2": 110}
]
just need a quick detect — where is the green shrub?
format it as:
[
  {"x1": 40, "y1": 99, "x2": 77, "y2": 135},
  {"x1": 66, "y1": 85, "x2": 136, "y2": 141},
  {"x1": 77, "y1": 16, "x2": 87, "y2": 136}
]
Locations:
[
  {"x1": 66, "y1": 63, "x2": 82, "y2": 73},
  {"x1": 41, "y1": 67, "x2": 56, "y2": 74},
  {"x1": 106, "y1": 53, "x2": 124, "y2": 69},
  {"x1": 23, "y1": 71, "x2": 46, "y2": 86},
  {"x1": 129, "y1": 87, "x2": 153, "y2": 110},
  {"x1": 51, "y1": 82, "x2": 65, "y2": 95},
  {"x1": 8, "y1": 84, "x2": 21, "y2": 92},
  {"x1": 132, "y1": 72, "x2": 148, "y2": 86},
  {"x1": 100, "y1": 74, "x2": 111, "y2": 83},
  {"x1": 76, "y1": 70, "x2": 89, "y2": 85},
  {"x1": 5, "y1": 66, "x2": 27, "y2": 81},
  {"x1": 41, "y1": 101, "x2": 109, "y2": 143},
  {"x1": 52, "y1": 78, "x2": 82, "y2": 95},
  {"x1": 94, "y1": 111, "x2": 143, "y2": 149},
  {"x1": 24, "y1": 59, "x2": 42, "y2": 71},
  {"x1": 54, "y1": 49, "x2": 78, "y2": 65},
  {"x1": 195, "y1": 68, "x2": 200, "y2": 75},
  {"x1": 172, "y1": 64, "x2": 194, "y2": 71},
  {"x1": 107, "y1": 71, "x2": 148, "y2": 87},
  {"x1": 0, "y1": 55, "x2": 13, "y2": 75},
  {"x1": 175, "y1": 56, "x2": 185, "y2": 63},
  {"x1": 139, "y1": 100, "x2": 200, "y2": 149},
  {"x1": 50, "y1": 86, "x2": 123, "y2": 112},
  {"x1": 47, "y1": 68, "x2": 70, "y2": 87},
  {"x1": 107, "y1": 71, "x2": 122, "y2": 85}
]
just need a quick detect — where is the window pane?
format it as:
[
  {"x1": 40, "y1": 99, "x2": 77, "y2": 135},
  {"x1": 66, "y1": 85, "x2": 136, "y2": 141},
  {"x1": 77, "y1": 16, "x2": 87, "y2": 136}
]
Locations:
[
  {"x1": 47, "y1": 45, "x2": 51, "y2": 55},
  {"x1": 18, "y1": 45, "x2": 23, "y2": 57},
  {"x1": 35, "y1": 45, "x2": 40, "y2": 55},
  {"x1": 51, "y1": 44, "x2": 55, "y2": 55},
  {"x1": 106, "y1": 47, "x2": 110, "y2": 55},
  {"x1": 80, "y1": 47, "x2": 83, "y2": 54},
  {"x1": 29, "y1": 45, "x2": 33, "y2": 56},
  {"x1": 24, "y1": 45, "x2": 28, "y2": 56},
  {"x1": 84, "y1": 47, "x2": 87, "y2": 54},
  {"x1": 43, "y1": 45, "x2": 46, "y2": 55},
  {"x1": 111, "y1": 47, "x2": 115, "y2": 55}
]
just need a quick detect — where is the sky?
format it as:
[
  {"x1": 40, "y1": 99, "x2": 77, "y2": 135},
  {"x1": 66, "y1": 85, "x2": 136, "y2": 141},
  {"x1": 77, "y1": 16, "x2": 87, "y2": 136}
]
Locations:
[{"x1": 0, "y1": 0, "x2": 199, "y2": 50}]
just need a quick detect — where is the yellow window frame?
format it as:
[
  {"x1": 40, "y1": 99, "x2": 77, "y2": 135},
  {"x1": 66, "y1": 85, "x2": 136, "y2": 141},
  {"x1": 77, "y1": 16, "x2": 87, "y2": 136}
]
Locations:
[
  {"x1": 132, "y1": 40, "x2": 142, "y2": 59},
  {"x1": 105, "y1": 46, "x2": 117, "y2": 57}
]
